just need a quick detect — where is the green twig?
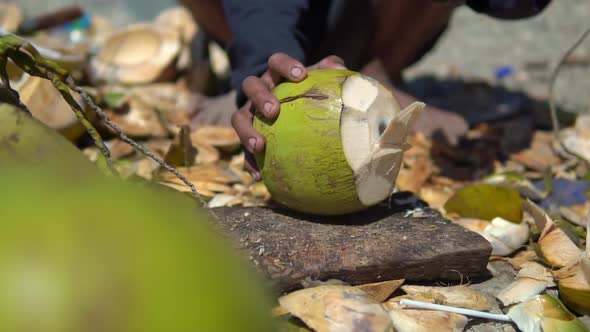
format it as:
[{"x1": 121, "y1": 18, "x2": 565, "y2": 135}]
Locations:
[
  {"x1": 6, "y1": 42, "x2": 118, "y2": 176},
  {"x1": 0, "y1": 33, "x2": 214, "y2": 217},
  {"x1": 68, "y1": 79, "x2": 211, "y2": 210}
]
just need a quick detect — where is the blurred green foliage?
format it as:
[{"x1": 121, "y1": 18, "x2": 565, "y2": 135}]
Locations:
[{"x1": 0, "y1": 104, "x2": 275, "y2": 332}]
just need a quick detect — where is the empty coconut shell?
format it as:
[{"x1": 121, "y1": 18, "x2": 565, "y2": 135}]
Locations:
[
  {"x1": 89, "y1": 23, "x2": 181, "y2": 84},
  {"x1": 155, "y1": 6, "x2": 198, "y2": 44},
  {"x1": 0, "y1": 3, "x2": 23, "y2": 33},
  {"x1": 103, "y1": 97, "x2": 168, "y2": 138},
  {"x1": 13, "y1": 74, "x2": 90, "y2": 141}
]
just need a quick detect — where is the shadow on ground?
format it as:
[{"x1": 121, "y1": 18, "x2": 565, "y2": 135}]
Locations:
[{"x1": 404, "y1": 75, "x2": 576, "y2": 181}]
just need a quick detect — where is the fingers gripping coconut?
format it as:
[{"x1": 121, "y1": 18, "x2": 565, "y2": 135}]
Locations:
[
  {"x1": 253, "y1": 69, "x2": 425, "y2": 216},
  {"x1": 232, "y1": 53, "x2": 348, "y2": 180}
]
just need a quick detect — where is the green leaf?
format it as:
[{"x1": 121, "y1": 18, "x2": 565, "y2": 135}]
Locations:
[
  {"x1": 444, "y1": 183, "x2": 523, "y2": 223},
  {"x1": 103, "y1": 91, "x2": 126, "y2": 108}
]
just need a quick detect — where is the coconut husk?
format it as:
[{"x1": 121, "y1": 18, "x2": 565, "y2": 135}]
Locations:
[
  {"x1": 89, "y1": 23, "x2": 181, "y2": 84},
  {"x1": 523, "y1": 199, "x2": 583, "y2": 268},
  {"x1": 277, "y1": 285, "x2": 393, "y2": 332},
  {"x1": 103, "y1": 97, "x2": 168, "y2": 138},
  {"x1": 13, "y1": 74, "x2": 90, "y2": 141},
  {"x1": 155, "y1": 6, "x2": 198, "y2": 44},
  {"x1": 355, "y1": 279, "x2": 405, "y2": 303},
  {"x1": 194, "y1": 140, "x2": 220, "y2": 164},
  {"x1": 0, "y1": 3, "x2": 23, "y2": 33},
  {"x1": 497, "y1": 262, "x2": 555, "y2": 306},
  {"x1": 209, "y1": 42, "x2": 230, "y2": 79},
  {"x1": 87, "y1": 15, "x2": 115, "y2": 47},
  {"x1": 388, "y1": 309, "x2": 467, "y2": 332},
  {"x1": 127, "y1": 82, "x2": 195, "y2": 134},
  {"x1": 391, "y1": 285, "x2": 493, "y2": 311}
]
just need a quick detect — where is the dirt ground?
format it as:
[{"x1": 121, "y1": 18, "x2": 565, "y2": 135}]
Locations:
[
  {"x1": 406, "y1": 4, "x2": 590, "y2": 328},
  {"x1": 405, "y1": 0, "x2": 590, "y2": 115}
]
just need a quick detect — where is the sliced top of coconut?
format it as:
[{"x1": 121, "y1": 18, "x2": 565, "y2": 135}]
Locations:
[
  {"x1": 90, "y1": 23, "x2": 181, "y2": 84},
  {"x1": 340, "y1": 74, "x2": 425, "y2": 206}
]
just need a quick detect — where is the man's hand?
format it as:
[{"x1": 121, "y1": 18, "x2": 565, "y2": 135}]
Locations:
[{"x1": 231, "y1": 53, "x2": 346, "y2": 181}]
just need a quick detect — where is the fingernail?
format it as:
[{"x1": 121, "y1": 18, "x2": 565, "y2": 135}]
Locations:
[
  {"x1": 334, "y1": 64, "x2": 347, "y2": 69},
  {"x1": 291, "y1": 67, "x2": 303, "y2": 78},
  {"x1": 248, "y1": 137, "x2": 257, "y2": 152},
  {"x1": 263, "y1": 102, "x2": 273, "y2": 115}
]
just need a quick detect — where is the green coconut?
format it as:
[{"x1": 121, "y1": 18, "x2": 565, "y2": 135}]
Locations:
[
  {"x1": 555, "y1": 218, "x2": 590, "y2": 316},
  {"x1": 253, "y1": 69, "x2": 425, "y2": 215},
  {"x1": 0, "y1": 110, "x2": 274, "y2": 331}
]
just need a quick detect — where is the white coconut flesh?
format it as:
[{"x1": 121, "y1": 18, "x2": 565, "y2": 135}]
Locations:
[{"x1": 340, "y1": 74, "x2": 425, "y2": 206}]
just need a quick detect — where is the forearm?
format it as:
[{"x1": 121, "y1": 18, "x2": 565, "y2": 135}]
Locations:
[
  {"x1": 222, "y1": 0, "x2": 311, "y2": 107},
  {"x1": 178, "y1": 0, "x2": 231, "y2": 43}
]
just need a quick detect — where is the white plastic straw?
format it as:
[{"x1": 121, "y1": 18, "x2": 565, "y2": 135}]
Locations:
[{"x1": 399, "y1": 299, "x2": 513, "y2": 322}]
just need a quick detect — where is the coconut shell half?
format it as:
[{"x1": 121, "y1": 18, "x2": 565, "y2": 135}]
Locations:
[
  {"x1": 0, "y1": 3, "x2": 23, "y2": 33},
  {"x1": 89, "y1": 23, "x2": 181, "y2": 84},
  {"x1": 13, "y1": 74, "x2": 90, "y2": 141}
]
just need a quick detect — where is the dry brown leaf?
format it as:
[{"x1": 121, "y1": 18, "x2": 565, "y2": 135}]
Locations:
[
  {"x1": 355, "y1": 279, "x2": 405, "y2": 303},
  {"x1": 490, "y1": 248, "x2": 538, "y2": 270},
  {"x1": 136, "y1": 158, "x2": 160, "y2": 180},
  {"x1": 453, "y1": 218, "x2": 489, "y2": 233},
  {"x1": 249, "y1": 182, "x2": 271, "y2": 199},
  {"x1": 418, "y1": 185, "x2": 455, "y2": 212},
  {"x1": 388, "y1": 309, "x2": 467, "y2": 332},
  {"x1": 104, "y1": 98, "x2": 168, "y2": 138},
  {"x1": 157, "y1": 181, "x2": 212, "y2": 196},
  {"x1": 271, "y1": 305, "x2": 289, "y2": 317},
  {"x1": 398, "y1": 285, "x2": 493, "y2": 311},
  {"x1": 191, "y1": 126, "x2": 241, "y2": 152},
  {"x1": 496, "y1": 262, "x2": 555, "y2": 306},
  {"x1": 510, "y1": 131, "x2": 561, "y2": 172},
  {"x1": 228, "y1": 153, "x2": 254, "y2": 184},
  {"x1": 397, "y1": 156, "x2": 432, "y2": 193},
  {"x1": 560, "y1": 113, "x2": 590, "y2": 164},
  {"x1": 129, "y1": 83, "x2": 195, "y2": 131},
  {"x1": 14, "y1": 74, "x2": 88, "y2": 141},
  {"x1": 405, "y1": 133, "x2": 432, "y2": 157},
  {"x1": 523, "y1": 200, "x2": 583, "y2": 268},
  {"x1": 278, "y1": 285, "x2": 393, "y2": 332},
  {"x1": 145, "y1": 139, "x2": 173, "y2": 157},
  {"x1": 160, "y1": 177, "x2": 233, "y2": 194},
  {"x1": 106, "y1": 139, "x2": 135, "y2": 159},
  {"x1": 208, "y1": 194, "x2": 238, "y2": 208},
  {"x1": 159, "y1": 164, "x2": 241, "y2": 185},
  {"x1": 194, "y1": 140, "x2": 220, "y2": 164},
  {"x1": 559, "y1": 202, "x2": 590, "y2": 228},
  {"x1": 0, "y1": 3, "x2": 23, "y2": 33},
  {"x1": 240, "y1": 195, "x2": 269, "y2": 207},
  {"x1": 155, "y1": 6, "x2": 199, "y2": 44}
]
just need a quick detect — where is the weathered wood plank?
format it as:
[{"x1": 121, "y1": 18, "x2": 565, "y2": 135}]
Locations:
[{"x1": 212, "y1": 198, "x2": 492, "y2": 293}]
